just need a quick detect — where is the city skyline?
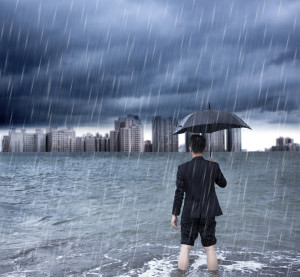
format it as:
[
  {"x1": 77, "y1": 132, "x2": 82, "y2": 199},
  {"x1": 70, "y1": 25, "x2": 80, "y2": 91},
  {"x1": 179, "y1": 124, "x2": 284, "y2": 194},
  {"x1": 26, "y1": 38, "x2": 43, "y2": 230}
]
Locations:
[
  {"x1": 1, "y1": 109, "x2": 300, "y2": 151},
  {"x1": 1, "y1": 115, "x2": 147, "y2": 153},
  {"x1": 2, "y1": 122, "x2": 299, "y2": 152}
]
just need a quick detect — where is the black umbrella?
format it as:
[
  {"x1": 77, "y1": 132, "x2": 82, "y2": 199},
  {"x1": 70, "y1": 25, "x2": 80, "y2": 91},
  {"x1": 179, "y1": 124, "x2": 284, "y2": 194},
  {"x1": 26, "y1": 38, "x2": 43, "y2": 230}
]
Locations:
[{"x1": 173, "y1": 103, "x2": 251, "y2": 157}]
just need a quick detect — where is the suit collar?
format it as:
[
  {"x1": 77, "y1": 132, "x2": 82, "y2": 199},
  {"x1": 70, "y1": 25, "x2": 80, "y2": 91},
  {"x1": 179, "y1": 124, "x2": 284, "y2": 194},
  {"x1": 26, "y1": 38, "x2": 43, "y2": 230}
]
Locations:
[{"x1": 192, "y1": 155, "x2": 205, "y2": 160}]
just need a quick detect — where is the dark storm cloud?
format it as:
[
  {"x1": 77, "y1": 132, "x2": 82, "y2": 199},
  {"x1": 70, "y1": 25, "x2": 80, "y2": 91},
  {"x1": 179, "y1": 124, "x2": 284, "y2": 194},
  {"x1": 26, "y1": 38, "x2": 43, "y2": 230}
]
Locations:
[
  {"x1": 0, "y1": 0, "x2": 299, "y2": 128},
  {"x1": 269, "y1": 48, "x2": 300, "y2": 65}
]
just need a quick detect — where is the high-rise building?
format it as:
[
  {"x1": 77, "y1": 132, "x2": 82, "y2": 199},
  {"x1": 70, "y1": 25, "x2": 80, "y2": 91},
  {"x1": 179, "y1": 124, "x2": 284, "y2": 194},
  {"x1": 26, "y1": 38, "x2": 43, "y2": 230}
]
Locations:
[
  {"x1": 111, "y1": 115, "x2": 144, "y2": 152},
  {"x1": 152, "y1": 116, "x2": 178, "y2": 152},
  {"x1": 46, "y1": 127, "x2": 76, "y2": 152},
  {"x1": 152, "y1": 116, "x2": 164, "y2": 152},
  {"x1": 105, "y1": 134, "x2": 110, "y2": 152},
  {"x1": 76, "y1": 136, "x2": 85, "y2": 152},
  {"x1": 271, "y1": 136, "x2": 299, "y2": 151},
  {"x1": 35, "y1": 129, "x2": 46, "y2": 152},
  {"x1": 99, "y1": 133, "x2": 110, "y2": 152},
  {"x1": 24, "y1": 132, "x2": 36, "y2": 152},
  {"x1": 99, "y1": 135, "x2": 106, "y2": 151},
  {"x1": 206, "y1": 131, "x2": 225, "y2": 152},
  {"x1": 226, "y1": 128, "x2": 241, "y2": 152},
  {"x1": 8, "y1": 129, "x2": 24, "y2": 152},
  {"x1": 144, "y1": 140, "x2": 152, "y2": 152},
  {"x1": 284, "y1": 137, "x2": 293, "y2": 144},
  {"x1": 95, "y1": 133, "x2": 100, "y2": 152},
  {"x1": 131, "y1": 124, "x2": 144, "y2": 152},
  {"x1": 84, "y1": 133, "x2": 96, "y2": 152},
  {"x1": 120, "y1": 127, "x2": 131, "y2": 152},
  {"x1": 110, "y1": 130, "x2": 118, "y2": 152},
  {"x1": 1, "y1": 135, "x2": 10, "y2": 152},
  {"x1": 276, "y1": 137, "x2": 284, "y2": 151},
  {"x1": 3, "y1": 128, "x2": 46, "y2": 152}
]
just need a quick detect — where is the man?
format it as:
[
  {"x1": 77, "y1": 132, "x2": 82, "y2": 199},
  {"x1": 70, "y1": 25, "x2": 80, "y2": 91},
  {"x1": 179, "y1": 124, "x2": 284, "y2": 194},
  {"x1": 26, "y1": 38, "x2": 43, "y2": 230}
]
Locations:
[{"x1": 171, "y1": 134, "x2": 227, "y2": 272}]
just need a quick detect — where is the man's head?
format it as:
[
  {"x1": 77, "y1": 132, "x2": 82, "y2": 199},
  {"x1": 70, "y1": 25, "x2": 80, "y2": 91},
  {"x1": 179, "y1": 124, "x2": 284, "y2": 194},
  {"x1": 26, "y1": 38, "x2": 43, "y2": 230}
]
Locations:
[{"x1": 189, "y1": 134, "x2": 206, "y2": 154}]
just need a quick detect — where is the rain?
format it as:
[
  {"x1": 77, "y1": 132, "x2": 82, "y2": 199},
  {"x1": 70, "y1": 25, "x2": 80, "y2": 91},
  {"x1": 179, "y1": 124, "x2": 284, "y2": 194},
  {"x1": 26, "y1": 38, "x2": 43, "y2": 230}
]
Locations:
[{"x1": 0, "y1": 0, "x2": 300, "y2": 276}]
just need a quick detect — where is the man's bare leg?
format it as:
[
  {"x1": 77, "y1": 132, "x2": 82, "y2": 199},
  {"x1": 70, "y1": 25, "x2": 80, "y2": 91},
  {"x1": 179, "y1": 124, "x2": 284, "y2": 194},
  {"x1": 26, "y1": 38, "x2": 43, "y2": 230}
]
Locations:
[
  {"x1": 178, "y1": 244, "x2": 192, "y2": 271},
  {"x1": 204, "y1": 245, "x2": 218, "y2": 270}
]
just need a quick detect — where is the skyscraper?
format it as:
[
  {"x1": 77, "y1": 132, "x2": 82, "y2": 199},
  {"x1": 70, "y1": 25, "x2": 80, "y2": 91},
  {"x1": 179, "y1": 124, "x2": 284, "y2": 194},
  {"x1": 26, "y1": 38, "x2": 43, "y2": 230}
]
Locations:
[
  {"x1": 144, "y1": 140, "x2": 152, "y2": 152},
  {"x1": 99, "y1": 133, "x2": 110, "y2": 152},
  {"x1": 1, "y1": 135, "x2": 10, "y2": 152},
  {"x1": 35, "y1": 129, "x2": 46, "y2": 152},
  {"x1": 205, "y1": 131, "x2": 225, "y2": 152},
  {"x1": 8, "y1": 129, "x2": 24, "y2": 152},
  {"x1": 112, "y1": 114, "x2": 144, "y2": 152},
  {"x1": 84, "y1": 133, "x2": 96, "y2": 152},
  {"x1": 24, "y1": 132, "x2": 36, "y2": 152},
  {"x1": 152, "y1": 116, "x2": 178, "y2": 152},
  {"x1": 130, "y1": 124, "x2": 144, "y2": 152},
  {"x1": 120, "y1": 127, "x2": 131, "y2": 152},
  {"x1": 226, "y1": 128, "x2": 241, "y2": 152},
  {"x1": 95, "y1": 133, "x2": 100, "y2": 152},
  {"x1": 46, "y1": 127, "x2": 76, "y2": 152},
  {"x1": 76, "y1": 136, "x2": 85, "y2": 152},
  {"x1": 110, "y1": 130, "x2": 119, "y2": 152},
  {"x1": 3, "y1": 128, "x2": 46, "y2": 152}
]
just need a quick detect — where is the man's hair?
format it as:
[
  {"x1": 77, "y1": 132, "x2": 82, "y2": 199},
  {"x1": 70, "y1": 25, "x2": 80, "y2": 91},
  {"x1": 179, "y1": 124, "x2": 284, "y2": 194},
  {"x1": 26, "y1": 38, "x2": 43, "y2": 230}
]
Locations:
[{"x1": 190, "y1": 134, "x2": 206, "y2": 153}]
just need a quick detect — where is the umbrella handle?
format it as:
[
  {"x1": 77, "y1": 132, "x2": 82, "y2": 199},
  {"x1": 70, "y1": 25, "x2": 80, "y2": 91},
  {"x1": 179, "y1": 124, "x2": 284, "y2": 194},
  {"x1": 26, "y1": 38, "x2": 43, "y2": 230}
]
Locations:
[{"x1": 209, "y1": 133, "x2": 212, "y2": 159}]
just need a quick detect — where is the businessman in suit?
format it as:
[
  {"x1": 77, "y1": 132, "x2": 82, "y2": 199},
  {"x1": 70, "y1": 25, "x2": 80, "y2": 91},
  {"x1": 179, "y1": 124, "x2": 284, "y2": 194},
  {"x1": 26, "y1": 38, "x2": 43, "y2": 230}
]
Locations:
[{"x1": 171, "y1": 134, "x2": 227, "y2": 272}]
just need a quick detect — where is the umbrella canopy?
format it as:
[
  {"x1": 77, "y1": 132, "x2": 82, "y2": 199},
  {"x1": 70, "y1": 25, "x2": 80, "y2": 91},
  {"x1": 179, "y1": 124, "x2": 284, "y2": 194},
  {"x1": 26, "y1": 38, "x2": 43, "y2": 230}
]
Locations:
[{"x1": 172, "y1": 109, "x2": 251, "y2": 135}]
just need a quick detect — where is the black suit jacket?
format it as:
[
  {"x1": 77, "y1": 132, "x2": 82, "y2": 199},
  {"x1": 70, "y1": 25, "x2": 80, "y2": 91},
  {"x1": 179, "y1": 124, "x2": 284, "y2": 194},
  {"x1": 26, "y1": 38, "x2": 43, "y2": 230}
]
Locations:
[{"x1": 172, "y1": 156, "x2": 227, "y2": 218}]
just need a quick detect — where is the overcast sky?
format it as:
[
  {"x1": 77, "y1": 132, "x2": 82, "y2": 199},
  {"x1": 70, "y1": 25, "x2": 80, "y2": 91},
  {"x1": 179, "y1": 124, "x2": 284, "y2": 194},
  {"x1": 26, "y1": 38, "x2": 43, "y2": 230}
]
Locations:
[{"x1": 0, "y1": 0, "x2": 299, "y2": 150}]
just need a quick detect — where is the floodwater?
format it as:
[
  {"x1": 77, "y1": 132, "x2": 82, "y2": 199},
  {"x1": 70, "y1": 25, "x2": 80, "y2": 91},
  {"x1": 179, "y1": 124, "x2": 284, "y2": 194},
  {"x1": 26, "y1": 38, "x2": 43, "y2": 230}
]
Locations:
[{"x1": 0, "y1": 151, "x2": 299, "y2": 276}]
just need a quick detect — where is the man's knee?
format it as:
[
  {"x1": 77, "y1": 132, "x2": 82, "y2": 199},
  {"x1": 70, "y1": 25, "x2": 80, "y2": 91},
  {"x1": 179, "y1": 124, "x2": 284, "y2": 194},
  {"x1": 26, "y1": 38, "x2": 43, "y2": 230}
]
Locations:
[
  {"x1": 204, "y1": 245, "x2": 215, "y2": 253},
  {"x1": 181, "y1": 244, "x2": 192, "y2": 252}
]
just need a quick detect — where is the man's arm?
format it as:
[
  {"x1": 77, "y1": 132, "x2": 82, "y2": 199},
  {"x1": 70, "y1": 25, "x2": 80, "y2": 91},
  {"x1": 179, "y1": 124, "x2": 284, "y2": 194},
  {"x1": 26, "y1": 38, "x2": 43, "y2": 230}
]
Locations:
[
  {"x1": 215, "y1": 163, "x2": 227, "y2": 188},
  {"x1": 172, "y1": 165, "x2": 185, "y2": 216}
]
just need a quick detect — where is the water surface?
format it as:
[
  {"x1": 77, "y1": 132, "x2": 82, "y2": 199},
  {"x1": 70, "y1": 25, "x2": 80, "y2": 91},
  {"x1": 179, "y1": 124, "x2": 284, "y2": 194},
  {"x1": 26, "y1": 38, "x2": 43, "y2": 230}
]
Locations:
[{"x1": 0, "y1": 152, "x2": 299, "y2": 276}]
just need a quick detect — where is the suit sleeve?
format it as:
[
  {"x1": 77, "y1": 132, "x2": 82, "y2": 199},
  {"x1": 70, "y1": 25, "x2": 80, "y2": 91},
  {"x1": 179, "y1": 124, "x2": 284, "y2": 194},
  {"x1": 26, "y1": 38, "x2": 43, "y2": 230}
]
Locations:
[
  {"x1": 172, "y1": 165, "x2": 185, "y2": 216},
  {"x1": 215, "y1": 163, "x2": 227, "y2": 188}
]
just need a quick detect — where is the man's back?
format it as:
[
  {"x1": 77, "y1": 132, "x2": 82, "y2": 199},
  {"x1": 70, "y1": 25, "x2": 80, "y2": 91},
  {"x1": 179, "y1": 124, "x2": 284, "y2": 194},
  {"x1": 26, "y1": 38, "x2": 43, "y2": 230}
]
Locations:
[
  {"x1": 172, "y1": 156, "x2": 227, "y2": 218},
  {"x1": 171, "y1": 134, "x2": 227, "y2": 272}
]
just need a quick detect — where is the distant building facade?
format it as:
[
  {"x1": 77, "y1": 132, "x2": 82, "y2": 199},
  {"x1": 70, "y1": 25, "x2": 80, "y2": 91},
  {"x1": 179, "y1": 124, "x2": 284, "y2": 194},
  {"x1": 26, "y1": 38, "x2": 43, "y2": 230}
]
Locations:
[
  {"x1": 270, "y1": 137, "x2": 299, "y2": 151},
  {"x1": 2, "y1": 135, "x2": 10, "y2": 152},
  {"x1": 3, "y1": 128, "x2": 46, "y2": 152},
  {"x1": 120, "y1": 127, "x2": 131, "y2": 152},
  {"x1": 152, "y1": 116, "x2": 178, "y2": 152},
  {"x1": 226, "y1": 128, "x2": 241, "y2": 152},
  {"x1": 76, "y1": 136, "x2": 85, "y2": 152},
  {"x1": 110, "y1": 130, "x2": 119, "y2": 152},
  {"x1": 95, "y1": 133, "x2": 110, "y2": 152},
  {"x1": 206, "y1": 131, "x2": 225, "y2": 152},
  {"x1": 46, "y1": 127, "x2": 76, "y2": 152},
  {"x1": 144, "y1": 140, "x2": 152, "y2": 152},
  {"x1": 111, "y1": 114, "x2": 144, "y2": 152},
  {"x1": 130, "y1": 124, "x2": 144, "y2": 152},
  {"x1": 1, "y1": 127, "x2": 113, "y2": 153},
  {"x1": 100, "y1": 133, "x2": 110, "y2": 151},
  {"x1": 36, "y1": 129, "x2": 46, "y2": 152},
  {"x1": 8, "y1": 129, "x2": 25, "y2": 152},
  {"x1": 24, "y1": 132, "x2": 36, "y2": 152},
  {"x1": 84, "y1": 133, "x2": 96, "y2": 152}
]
